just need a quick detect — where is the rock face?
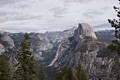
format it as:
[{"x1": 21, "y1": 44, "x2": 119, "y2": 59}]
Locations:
[
  {"x1": 11, "y1": 33, "x2": 53, "y2": 60},
  {"x1": 1, "y1": 35, "x2": 15, "y2": 49},
  {"x1": 47, "y1": 23, "x2": 115, "y2": 80},
  {"x1": 1, "y1": 29, "x2": 75, "y2": 62},
  {"x1": 0, "y1": 43, "x2": 5, "y2": 55},
  {"x1": 0, "y1": 32, "x2": 16, "y2": 65},
  {"x1": 48, "y1": 23, "x2": 98, "y2": 67},
  {"x1": 0, "y1": 23, "x2": 117, "y2": 80},
  {"x1": 45, "y1": 26, "x2": 77, "y2": 44},
  {"x1": 30, "y1": 33, "x2": 53, "y2": 60},
  {"x1": 30, "y1": 33, "x2": 52, "y2": 51},
  {"x1": 74, "y1": 23, "x2": 97, "y2": 41},
  {"x1": 0, "y1": 33, "x2": 15, "y2": 54}
]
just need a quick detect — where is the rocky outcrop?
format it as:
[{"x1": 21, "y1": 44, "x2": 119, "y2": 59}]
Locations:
[
  {"x1": 0, "y1": 32, "x2": 16, "y2": 65},
  {"x1": 0, "y1": 33, "x2": 15, "y2": 54},
  {"x1": 30, "y1": 33, "x2": 52, "y2": 51},
  {"x1": 74, "y1": 23, "x2": 97, "y2": 41},
  {"x1": 1, "y1": 35, "x2": 15, "y2": 49},
  {"x1": 0, "y1": 43, "x2": 5, "y2": 55},
  {"x1": 30, "y1": 33, "x2": 53, "y2": 60}
]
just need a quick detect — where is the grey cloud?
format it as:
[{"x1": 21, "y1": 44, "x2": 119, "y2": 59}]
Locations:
[
  {"x1": 93, "y1": 23, "x2": 113, "y2": 31},
  {"x1": 102, "y1": 7, "x2": 109, "y2": 11},
  {"x1": 64, "y1": 0, "x2": 94, "y2": 3},
  {"x1": 13, "y1": 14, "x2": 41, "y2": 21},
  {"x1": 83, "y1": 9, "x2": 104, "y2": 19},
  {"x1": 0, "y1": 0, "x2": 15, "y2": 5},
  {"x1": 1, "y1": 25, "x2": 39, "y2": 31},
  {"x1": 0, "y1": 0, "x2": 22, "y2": 7},
  {"x1": 0, "y1": 11, "x2": 19, "y2": 17},
  {"x1": 83, "y1": 13, "x2": 93, "y2": 19},
  {"x1": 11, "y1": 4, "x2": 29, "y2": 10},
  {"x1": 0, "y1": 0, "x2": 117, "y2": 32},
  {"x1": 0, "y1": 11, "x2": 42, "y2": 23},
  {"x1": 0, "y1": 12, "x2": 13, "y2": 16},
  {"x1": 93, "y1": 23, "x2": 111, "y2": 28},
  {"x1": 0, "y1": 11, "x2": 18, "y2": 23},
  {"x1": 0, "y1": 24, "x2": 54, "y2": 33},
  {"x1": 0, "y1": 0, "x2": 30, "y2": 11},
  {"x1": 30, "y1": 0, "x2": 46, "y2": 3},
  {"x1": 50, "y1": 7, "x2": 68, "y2": 18}
]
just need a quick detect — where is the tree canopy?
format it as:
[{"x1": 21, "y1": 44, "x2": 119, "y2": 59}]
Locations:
[
  {"x1": 108, "y1": 0, "x2": 120, "y2": 54},
  {"x1": 14, "y1": 33, "x2": 36, "y2": 80}
]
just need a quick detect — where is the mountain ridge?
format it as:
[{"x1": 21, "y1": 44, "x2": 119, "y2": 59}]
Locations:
[{"x1": 0, "y1": 23, "x2": 116, "y2": 80}]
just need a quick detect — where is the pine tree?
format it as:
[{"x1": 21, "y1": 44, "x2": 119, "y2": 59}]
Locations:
[
  {"x1": 55, "y1": 66, "x2": 73, "y2": 80},
  {"x1": 0, "y1": 58, "x2": 13, "y2": 80},
  {"x1": 108, "y1": 0, "x2": 120, "y2": 54},
  {"x1": 108, "y1": 0, "x2": 120, "y2": 79},
  {"x1": 14, "y1": 33, "x2": 36, "y2": 80},
  {"x1": 76, "y1": 63, "x2": 87, "y2": 80},
  {"x1": 55, "y1": 71, "x2": 63, "y2": 80},
  {"x1": 38, "y1": 63, "x2": 47, "y2": 80},
  {"x1": 65, "y1": 67, "x2": 73, "y2": 80}
]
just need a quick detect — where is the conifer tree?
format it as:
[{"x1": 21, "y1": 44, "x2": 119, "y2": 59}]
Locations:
[
  {"x1": 0, "y1": 58, "x2": 13, "y2": 80},
  {"x1": 76, "y1": 63, "x2": 87, "y2": 80},
  {"x1": 55, "y1": 66, "x2": 73, "y2": 80},
  {"x1": 108, "y1": 0, "x2": 120, "y2": 54},
  {"x1": 65, "y1": 67, "x2": 73, "y2": 80},
  {"x1": 55, "y1": 71, "x2": 63, "y2": 80},
  {"x1": 108, "y1": 0, "x2": 120, "y2": 79},
  {"x1": 38, "y1": 63, "x2": 47, "y2": 80},
  {"x1": 14, "y1": 33, "x2": 36, "y2": 80}
]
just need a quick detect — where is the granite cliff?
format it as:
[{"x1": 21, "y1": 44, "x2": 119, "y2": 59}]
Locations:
[{"x1": 47, "y1": 23, "x2": 116, "y2": 80}]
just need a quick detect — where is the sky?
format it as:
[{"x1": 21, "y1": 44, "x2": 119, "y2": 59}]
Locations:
[{"x1": 0, "y1": 0, "x2": 119, "y2": 33}]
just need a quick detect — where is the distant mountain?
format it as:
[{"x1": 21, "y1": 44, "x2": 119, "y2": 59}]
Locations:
[
  {"x1": 45, "y1": 26, "x2": 77, "y2": 44},
  {"x1": 0, "y1": 23, "x2": 117, "y2": 80},
  {"x1": 95, "y1": 30, "x2": 114, "y2": 44}
]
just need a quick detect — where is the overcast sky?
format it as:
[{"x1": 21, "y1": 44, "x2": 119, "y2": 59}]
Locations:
[{"x1": 0, "y1": 0, "x2": 118, "y2": 33}]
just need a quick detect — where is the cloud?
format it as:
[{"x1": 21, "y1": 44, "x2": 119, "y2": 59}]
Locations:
[
  {"x1": 0, "y1": 11, "x2": 41, "y2": 23},
  {"x1": 12, "y1": 14, "x2": 41, "y2": 21},
  {"x1": 0, "y1": 0, "x2": 15, "y2": 5},
  {"x1": 83, "y1": 9, "x2": 104, "y2": 19},
  {"x1": 102, "y1": 7, "x2": 109, "y2": 10},
  {"x1": 93, "y1": 23, "x2": 114, "y2": 31},
  {"x1": 63, "y1": 0, "x2": 94, "y2": 3},
  {"x1": 0, "y1": 0, "x2": 118, "y2": 32},
  {"x1": 50, "y1": 7, "x2": 68, "y2": 18},
  {"x1": 0, "y1": 0, "x2": 23, "y2": 7}
]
